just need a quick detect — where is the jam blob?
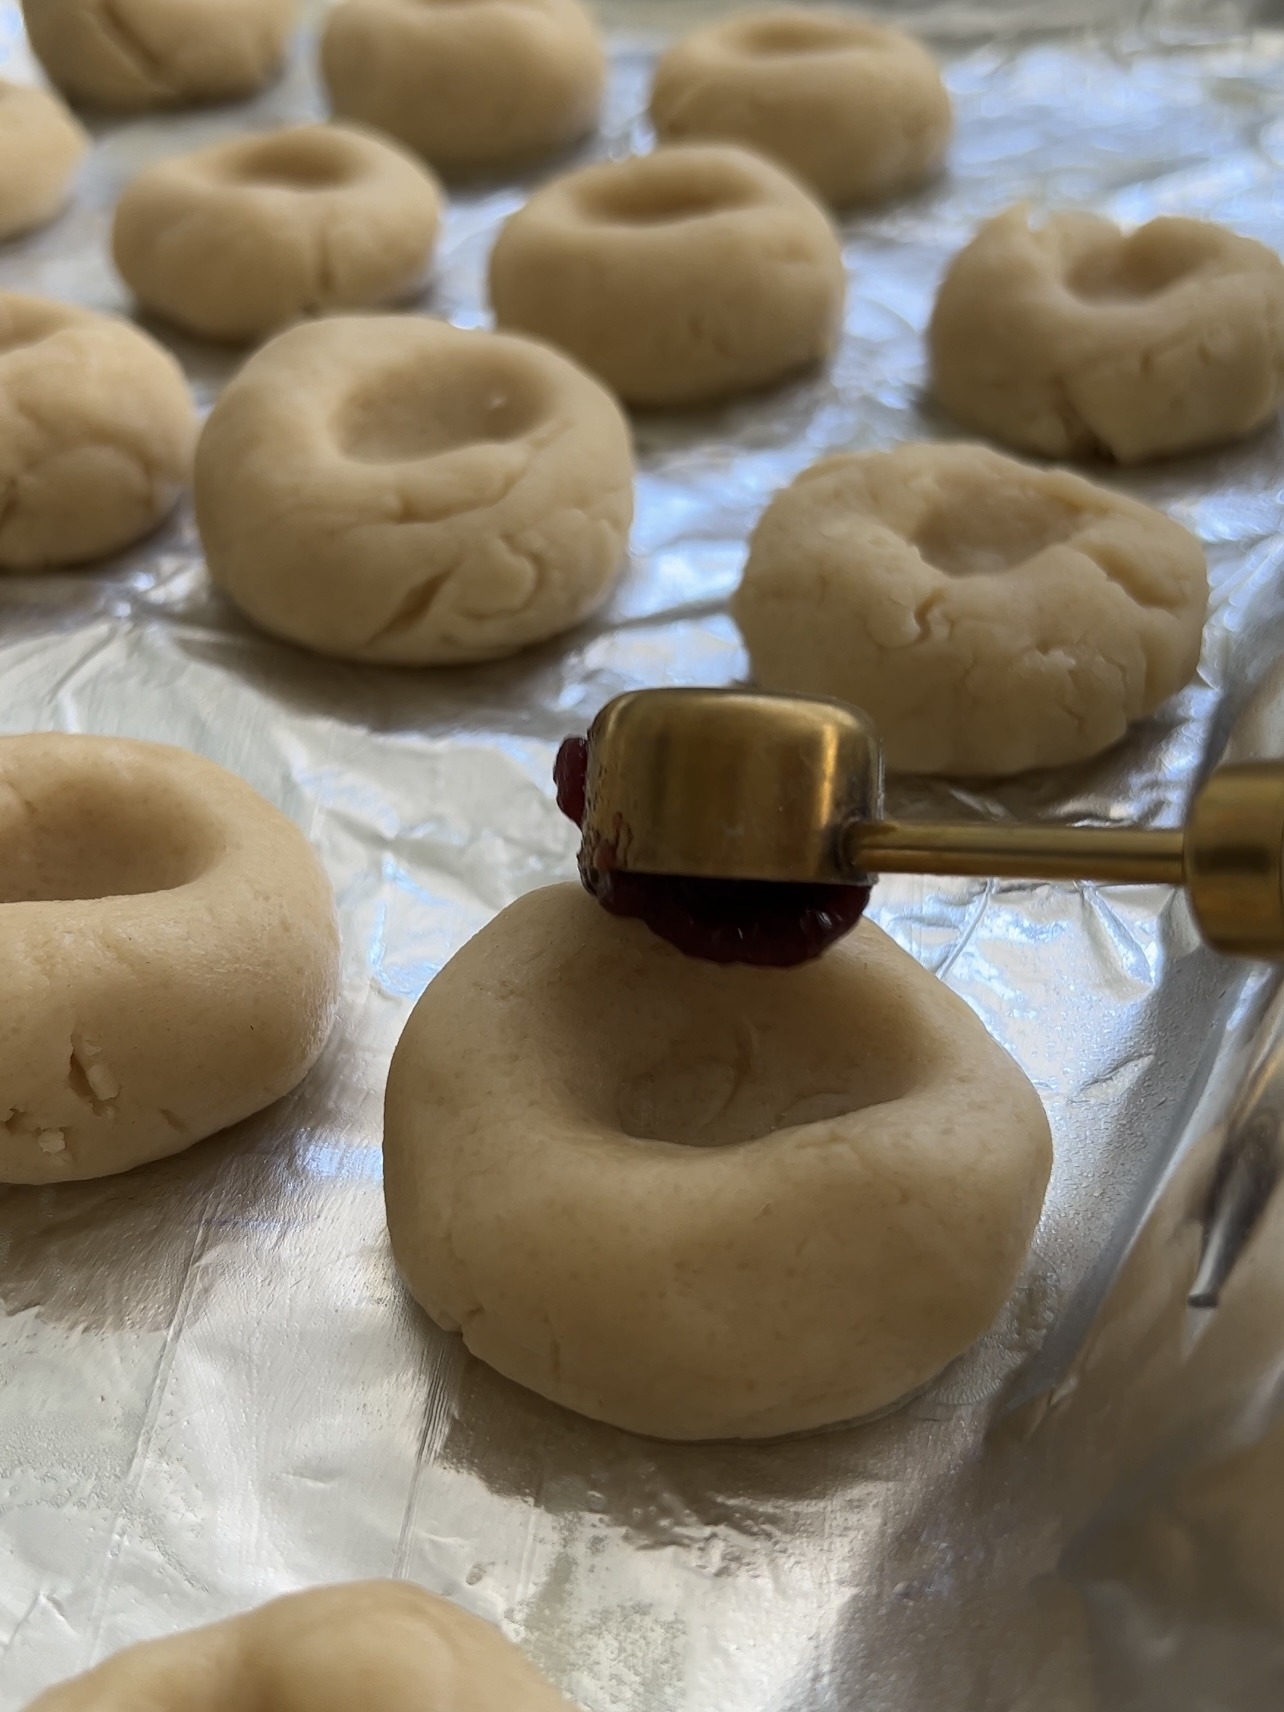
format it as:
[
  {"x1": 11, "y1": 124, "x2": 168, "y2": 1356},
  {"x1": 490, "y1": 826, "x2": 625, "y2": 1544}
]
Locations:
[
  {"x1": 554, "y1": 735, "x2": 871, "y2": 967},
  {"x1": 553, "y1": 731, "x2": 589, "y2": 827}
]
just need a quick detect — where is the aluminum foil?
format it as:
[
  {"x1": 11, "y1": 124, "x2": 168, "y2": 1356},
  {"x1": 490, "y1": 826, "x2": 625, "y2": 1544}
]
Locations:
[{"x1": 2, "y1": 2, "x2": 1284, "y2": 1707}]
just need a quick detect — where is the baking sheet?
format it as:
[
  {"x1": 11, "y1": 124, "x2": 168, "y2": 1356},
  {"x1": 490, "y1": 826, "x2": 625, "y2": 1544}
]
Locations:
[{"x1": 3, "y1": 1, "x2": 1284, "y2": 1706}]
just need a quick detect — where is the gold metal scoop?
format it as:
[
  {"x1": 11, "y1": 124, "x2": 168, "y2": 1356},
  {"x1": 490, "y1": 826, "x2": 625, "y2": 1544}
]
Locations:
[{"x1": 581, "y1": 688, "x2": 1284, "y2": 959}]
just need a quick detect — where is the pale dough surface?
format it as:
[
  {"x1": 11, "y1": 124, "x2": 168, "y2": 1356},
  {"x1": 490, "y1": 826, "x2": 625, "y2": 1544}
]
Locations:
[
  {"x1": 383, "y1": 882, "x2": 1053, "y2": 1441},
  {"x1": 0, "y1": 733, "x2": 340, "y2": 1183},
  {"x1": 24, "y1": 1581, "x2": 576, "y2": 1709},
  {"x1": 322, "y1": 0, "x2": 604, "y2": 174},
  {"x1": 21, "y1": 0, "x2": 297, "y2": 110},
  {"x1": 0, "y1": 293, "x2": 196, "y2": 570},
  {"x1": 734, "y1": 442, "x2": 1208, "y2": 777},
  {"x1": 113, "y1": 123, "x2": 443, "y2": 342},
  {"x1": 0, "y1": 81, "x2": 87, "y2": 242},
  {"x1": 490, "y1": 143, "x2": 846, "y2": 407},
  {"x1": 930, "y1": 205, "x2": 1284, "y2": 462},
  {"x1": 650, "y1": 7, "x2": 951, "y2": 207},
  {"x1": 195, "y1": 315, "x2": 634, "y2": 662}
]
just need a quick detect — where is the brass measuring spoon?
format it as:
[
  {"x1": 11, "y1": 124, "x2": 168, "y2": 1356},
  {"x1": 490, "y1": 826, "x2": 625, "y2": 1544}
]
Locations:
[{"x1": 558, "y1": 687, "x2": 1284, "y2": 962}]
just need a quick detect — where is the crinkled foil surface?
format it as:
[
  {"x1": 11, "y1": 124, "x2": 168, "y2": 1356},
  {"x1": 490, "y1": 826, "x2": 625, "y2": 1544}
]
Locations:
[{"x1": 3, "y1": 1, "x2": 1284, "y2": 1706}]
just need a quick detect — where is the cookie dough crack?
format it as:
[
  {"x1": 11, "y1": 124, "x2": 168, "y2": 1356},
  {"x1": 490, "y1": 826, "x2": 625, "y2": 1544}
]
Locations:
[
  {"x1": 95, "y1": 0, "x2": 175, "y2": 99},
  {"x1": 363, "y1": 564, "x2": 455, "y2": 645},
  {"x1": 68, "y1": 1035, "x2": 120, "y2": 1117}
]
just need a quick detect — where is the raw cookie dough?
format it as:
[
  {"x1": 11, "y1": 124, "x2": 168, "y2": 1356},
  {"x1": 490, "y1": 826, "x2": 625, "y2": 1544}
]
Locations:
[
  {"x1": 490, "y1": 144, "x2": 846, "y2": 408},
  {"x1": 113, "y1": 124, "x2": 444, "y2": 343},
  {"x1": 383, "y1": 882, "x2": 1053, "y2": 1441},
  {"x1": 21, "y1": 0, "x2": 297, "y2": 111},
  {"x1": 0, "y1": 293, "x2": 196, "y2": 570},
  {"x1": 930, "y1": 205, "x2": 1284, "y2": 462},
  {"x1": 0, "y1": 733, "x2": 340, "y2": 1184},
  {"x1": 25, "y1": 1582, "x2": 575, "y2": 1710},
  {"x1": 0, "y1": 81, "x2": 88, "y2": 243},
  {"x1": 733, "y1": 442, "x2": 1208, "y2": 778},
  {"x1": 322, "y1": 0, "x2": 604, "y2": 176},
  {"x1": 195, "y1": 315, "x2": 634, "y2": 662},
  {"x1": 650, "y1": 7, "x2": 951, "y2": 207}
]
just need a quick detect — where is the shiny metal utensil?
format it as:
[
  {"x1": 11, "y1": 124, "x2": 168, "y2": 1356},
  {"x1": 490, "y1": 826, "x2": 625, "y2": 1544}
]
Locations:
[{"x1": 580, "y1": 688, "x2": 1284, "y2": 959}]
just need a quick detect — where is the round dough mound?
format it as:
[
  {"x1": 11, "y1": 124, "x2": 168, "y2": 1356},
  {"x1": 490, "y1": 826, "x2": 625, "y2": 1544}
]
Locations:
[
  {"x1": 490, "y1": 144, "x2": 846, "y2": 408},
  {"x1": 24, "y1": 1581, "x2": 574, "y2": 1710},
  {"x1": 734, "y1": 442, "x2": 1208, "y2": 778},
  {"x1": 0, "y1": 81, "x2": 88, "y2": 243},
  {"x1": 650, "y1": 7, "x2": 951, "y2": 207},
  {"x1": 195, "y1": 315, "x2": 634, "y2": 663},
  {"x1": 930, "y1": 204, "x2": 1284, "y2": 463},
  {"x1": 0, "y1": 733, "x2": 340, "y2": 1184},
  {"x1": 21, "y1": 0, "x2": 296, "y2": 111},
  {"x1": 384, "y1": 882, "x2": 1052, "y2": 1441},
  {"x1": 112, "y1": 124, "x2": 444, "y2": 343},
  {"x1": 321, "y1": 0, "x2": 604, "y2": 176},
  {"x1": 0, "y1": 293, "x2": 196, "y2": 571}
]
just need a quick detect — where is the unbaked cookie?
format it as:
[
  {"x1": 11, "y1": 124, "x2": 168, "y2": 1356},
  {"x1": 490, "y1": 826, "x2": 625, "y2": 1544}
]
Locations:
[
  {"x1": 0, "y1": 81, "x2": 88, "y2": 243},
  {"x1": 0, "y1": 293, "x2": 196, "y2": 570},
  {"x1": 650, "y1": 7, "x2": 951, "y2": 207},
  {"x1": 195, "y1": 315, "x2": 634, "y2": 662},
  {"x1": 733, "y1": 442, "x2": 1208, "y2": 777},
  {"x1": 383, "y1": 882, "x2": 1052, "y2": 1441},
  {"x1": 490, "y1": 144, "x2": 846, "y2": 408},
  {"x1": 113, "y1": 124, "x2": 444, "y2": 343},
  {"x1": 930, "y1": 205, "x2": 1284, "y2": 462},
  {"x1": 322, "y1": 0, "x2": 604, "y2": 175},
  {"x1": 21, "y1": 0, "x2": 297, "y2": 111},
  {"x1": 0, "y1": 733, "x2": 339, "y2": 1184},
  {"x1": 24, "y1": 1582, "x2": 574, "y2": 1709}
]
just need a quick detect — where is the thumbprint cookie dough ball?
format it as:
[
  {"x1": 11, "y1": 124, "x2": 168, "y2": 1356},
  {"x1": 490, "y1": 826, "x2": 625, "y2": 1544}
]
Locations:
[
  {"x1": 0, "y1": 734, "x2": 340, "y2": 1184},
  {"x1": 321, "y1": 0, "x2": 605, "y2": 176},
  {"x1": 24, "y1": 1582, "x2": 575, "y2": 1710},
  {"x1": 113, "y1": 124, "x2": 444, "y2": 343},
  {"x1": 930, "y1": 205, "x2": 1284, "y2": 463},
  {"x1": 384, "y1": 883, "x2": 1053, "y2": 1441},
  {"x1": 490, "y1": 144, "x2": 846, "y2": 408},
  {"x1": 650, "y1": 8, "x2": 951, "y2": 208},
  {"x1": 0, "y1": 294, "x2": 196, "y2": 570},
  {"x1": 195, "y1": 315, "x2": 633, "y2": 663},
  {"x1": 734, "y1": 442, "x2": 1208, "y2": 778},
  {"x1": 21, "y1": 0, "x2": 297, "y2": 111},
  {"x1": 0, "y1": 82, "x2": 88, "y2": 243}
]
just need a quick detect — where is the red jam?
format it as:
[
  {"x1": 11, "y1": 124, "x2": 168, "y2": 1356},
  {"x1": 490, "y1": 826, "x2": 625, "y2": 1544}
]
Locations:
[{"x1": 554, "y1": 736, "x2": 871, "y2": 966}]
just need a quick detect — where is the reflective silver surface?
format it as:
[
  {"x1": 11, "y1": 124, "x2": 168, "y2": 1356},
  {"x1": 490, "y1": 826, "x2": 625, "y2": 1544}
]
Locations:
[{"x1": 2, "y1": 2, "x2": 1284, "y2": 1707}]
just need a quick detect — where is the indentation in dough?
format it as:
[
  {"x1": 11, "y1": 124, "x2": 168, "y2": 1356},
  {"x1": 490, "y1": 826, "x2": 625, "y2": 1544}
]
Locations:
[
  {"x1": 775, "y1": 1089, "x2": 864, "y2": 1126},
  {"x1": 912, "y1": 491, "x2": 1085, "y2": 577},
  {"x1": 733, "y1": 13, "x2": 880, "y2": 55},
  {"x1": 615, "y1": 1016, "x2": 913, "y2": 1146},
  {"x1": 223, "y1": 133, "x2": 365, "y2": 192},
  {"x1": 619, "y1": 1057, "x2": 744, "y2": 1144},
  {"x1": 577, "y1": 169, "x2": 755, "y2": 227},
  {"x1": 0, "y1": 780, "x2": 210, "y2": 903},
  {"x1": 1066, "y1": 232, "x2": 1202, "y2": 304},
  {"x1": 335, "y1": 356, "x2": 546, "y2": 463}
]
